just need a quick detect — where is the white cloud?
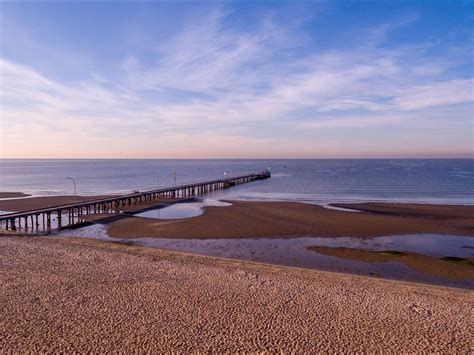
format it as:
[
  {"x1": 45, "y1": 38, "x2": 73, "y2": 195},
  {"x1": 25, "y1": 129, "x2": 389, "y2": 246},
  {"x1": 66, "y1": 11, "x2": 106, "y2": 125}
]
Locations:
[
  {"x1": 391, "y1": 79, "x2": 474, "y2": 110},
  {"x1": 1, "y1": 10, "x2": 472, "y2": 158}
]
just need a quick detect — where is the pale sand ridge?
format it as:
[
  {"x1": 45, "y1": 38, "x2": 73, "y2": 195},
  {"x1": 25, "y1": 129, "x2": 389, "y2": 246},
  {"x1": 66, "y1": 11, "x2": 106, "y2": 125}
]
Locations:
[{"x1": 107, "y1": 200, "x2": 474, "y2": 239}]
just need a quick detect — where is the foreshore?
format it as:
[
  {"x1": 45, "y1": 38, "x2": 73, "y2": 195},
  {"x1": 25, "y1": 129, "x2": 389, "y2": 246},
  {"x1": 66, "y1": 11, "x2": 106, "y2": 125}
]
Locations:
[
  {"x1": 1, "y1": 194, "x2": 473, "y2": 239},
  {"x1": 1, "y1": 194, "x2": 473, "y2": 351},
  {"x1": 1, "y1": 236, "x2": 472, "y2": 352},
  {"x1": 107, "y1": 200, "x2": 474, "y2": 239},
  {"x1": 308, "y1": 246, "x2": 474, "y2": 280}
]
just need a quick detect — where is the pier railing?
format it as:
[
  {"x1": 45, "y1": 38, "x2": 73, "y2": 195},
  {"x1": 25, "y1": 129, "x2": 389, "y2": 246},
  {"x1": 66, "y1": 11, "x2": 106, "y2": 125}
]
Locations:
[{"x1": 0, "y1": 170, "x2": 271, "y2": 234}]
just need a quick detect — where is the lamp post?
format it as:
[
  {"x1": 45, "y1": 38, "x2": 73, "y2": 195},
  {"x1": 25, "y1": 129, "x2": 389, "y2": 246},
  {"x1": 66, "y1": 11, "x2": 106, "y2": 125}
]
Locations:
[
  {"x1": 66, "y1": 177, "x2": 77, "y2": 205},
  {"x1": 153, "y1": 170, "x2": 159, "y2": 189}
]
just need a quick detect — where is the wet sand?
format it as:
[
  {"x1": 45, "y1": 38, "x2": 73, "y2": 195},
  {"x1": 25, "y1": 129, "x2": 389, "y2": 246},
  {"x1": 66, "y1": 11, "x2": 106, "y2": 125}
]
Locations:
[
  {"x1": 309, "y1": 246, "x2": 474, "y2": 280},
  {"x1": 0, "y1": 192, "x2": 30, "y2": 199},
  {"x1": 0, "y1": 194, "x2": 192, "y2": 215},
  {"x1": 107, "y1": 200, "x2": 474, "y2": 239},
  {"x1": 3, "y1": 196, "x2": 472, "y2": 240},
  {"x1": 0, "y1": 195, "x2": 115, "y2": 212},
  {"x1": 1, "y1": 236, "x2": 472, "y2": 352},
  {"x1": 331, "y1": 202, "x2": 474, "y2": 219}
]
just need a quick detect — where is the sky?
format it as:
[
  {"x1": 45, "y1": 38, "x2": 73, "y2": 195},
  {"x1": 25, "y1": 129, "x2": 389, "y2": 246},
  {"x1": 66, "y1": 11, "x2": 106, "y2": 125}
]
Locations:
[{"x1": 0, "y1": 0, "x2": 473, "y2": 159}]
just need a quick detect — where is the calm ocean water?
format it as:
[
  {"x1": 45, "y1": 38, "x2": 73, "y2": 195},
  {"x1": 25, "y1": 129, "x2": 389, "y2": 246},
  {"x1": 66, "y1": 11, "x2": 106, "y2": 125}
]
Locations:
[{"x1": 0, "y1": 159, "x2": 473, "y2": 204}]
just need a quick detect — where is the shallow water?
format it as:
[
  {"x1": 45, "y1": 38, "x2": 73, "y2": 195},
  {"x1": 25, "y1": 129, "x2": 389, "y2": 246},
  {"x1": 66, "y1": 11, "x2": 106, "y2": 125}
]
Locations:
[{"x1": 59, "y1": 223, "x2": 474, "y2": 288}]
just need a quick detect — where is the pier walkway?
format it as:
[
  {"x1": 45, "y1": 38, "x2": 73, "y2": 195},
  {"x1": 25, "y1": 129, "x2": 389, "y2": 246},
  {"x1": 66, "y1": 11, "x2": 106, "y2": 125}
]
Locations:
[{"x1": 0, "y1": 171, "x2": 271, "y2": 233}]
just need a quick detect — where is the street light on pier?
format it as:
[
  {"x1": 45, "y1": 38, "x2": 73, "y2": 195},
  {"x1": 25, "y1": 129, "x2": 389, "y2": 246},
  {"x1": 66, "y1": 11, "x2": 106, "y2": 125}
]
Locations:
[
  {"x1": 153, "y1": 170, "x2": 160, "y2": 189},
  {"x1": 66, "y1": 177, "x2": 77, "y2": 205}
]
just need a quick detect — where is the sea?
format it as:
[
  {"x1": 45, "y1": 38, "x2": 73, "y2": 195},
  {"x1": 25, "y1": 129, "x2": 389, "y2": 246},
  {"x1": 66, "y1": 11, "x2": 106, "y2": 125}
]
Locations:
[{"x1": 0, "y1": 159, "x2": 473, "y2": 204}]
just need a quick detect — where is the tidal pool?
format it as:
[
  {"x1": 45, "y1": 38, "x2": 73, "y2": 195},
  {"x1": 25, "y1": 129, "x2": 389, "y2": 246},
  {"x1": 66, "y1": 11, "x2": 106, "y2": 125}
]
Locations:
[
  {"x1": 58, "y1": 222, "x2": 474, "y2": 289},
  {"x1": 135, "y1": 199, "x2": 231, "y2": 219}
]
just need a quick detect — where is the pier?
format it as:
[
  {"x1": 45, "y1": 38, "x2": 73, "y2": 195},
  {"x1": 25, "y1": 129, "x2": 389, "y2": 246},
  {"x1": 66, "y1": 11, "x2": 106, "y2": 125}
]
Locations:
[{"x1": 0, "y1": 171, "x2": 271, "y2": 234}]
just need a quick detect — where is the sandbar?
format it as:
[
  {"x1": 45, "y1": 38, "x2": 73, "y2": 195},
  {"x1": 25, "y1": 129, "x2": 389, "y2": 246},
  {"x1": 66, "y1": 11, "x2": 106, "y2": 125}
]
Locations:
[
  {"x1": 308, "y1": 246, "x2": 474, "y2": 280},
  {"x1": 107, "y1": 200, "x2": 474, "y2": 239},
  {"x1": 0, "y1": 192, "x2": 30, "y2": 199},
  {"x1": 0, "y1": 194, "x2": 190, "y2": 214},
  {"x1": 0, "y1": 195, "x2": 115, "y2": 212}
]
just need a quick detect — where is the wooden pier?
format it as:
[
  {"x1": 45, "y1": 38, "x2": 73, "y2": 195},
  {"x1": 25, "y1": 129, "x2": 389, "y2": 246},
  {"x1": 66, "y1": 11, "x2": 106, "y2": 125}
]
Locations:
[{"x1": 0, "y1": 171, "x2": 270, "y2": 234}]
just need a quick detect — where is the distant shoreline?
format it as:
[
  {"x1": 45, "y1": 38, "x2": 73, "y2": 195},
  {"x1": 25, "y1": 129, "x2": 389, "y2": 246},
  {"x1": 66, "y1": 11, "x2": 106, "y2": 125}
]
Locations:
[
  {"x1": 0, "y1": 192, "x2": 30, "y2": 199},
  {"x1": 1, "y1": 190, "x2": 473, "y2": 208},
  {"x1": 1, "y1": 157, "x2": 473, "y2": 160}
]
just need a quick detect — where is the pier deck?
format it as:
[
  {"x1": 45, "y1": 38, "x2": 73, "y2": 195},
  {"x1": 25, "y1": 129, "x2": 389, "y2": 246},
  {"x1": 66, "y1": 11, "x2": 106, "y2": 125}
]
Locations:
[{"x1": 0, "y1": 171, "x2": 271, "y2": 233}]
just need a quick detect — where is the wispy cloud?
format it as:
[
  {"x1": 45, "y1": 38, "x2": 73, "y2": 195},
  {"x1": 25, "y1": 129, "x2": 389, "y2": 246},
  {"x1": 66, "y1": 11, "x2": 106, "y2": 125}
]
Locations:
[
  {"x1": 1, "y1": 5, "x2": 472, "y2": 158},
  {"x1": 391, "y1": 79, "x2": 473, "y2": 110}
]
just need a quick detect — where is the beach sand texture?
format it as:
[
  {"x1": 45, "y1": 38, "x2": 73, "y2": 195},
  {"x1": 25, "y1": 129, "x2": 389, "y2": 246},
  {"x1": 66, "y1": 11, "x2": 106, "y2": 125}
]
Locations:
[{"x1": 1, "y1": 237, "x2": 473, "y2": 352}]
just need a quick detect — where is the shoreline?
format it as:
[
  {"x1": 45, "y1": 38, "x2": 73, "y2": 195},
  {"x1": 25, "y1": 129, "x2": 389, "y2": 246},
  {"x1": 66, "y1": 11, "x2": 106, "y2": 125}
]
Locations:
[
  {"x1": 0, "y1": 192, "x2": 31, "y2": 199},
  {"x1": 94, "y1": 236, "x2": 473, "y2": 289},
  {"x1": 1, "y1": 236, "x2": 472, "y2": 352},
  {"x1": 1, "y1": 194, "x2": 473, "y2": 239},
  {"x1": 0, "y1": 194, "x2": 118, "y2": 213},
  {"x1": 1, "y1": 191, "x2": 473, "y2": 208},
  {"x1": 54, "y1": 236, "x2": 474, "y2": 291},
  {"x1": 2, "y1": 194, "x2": 472, "y2": 286}
]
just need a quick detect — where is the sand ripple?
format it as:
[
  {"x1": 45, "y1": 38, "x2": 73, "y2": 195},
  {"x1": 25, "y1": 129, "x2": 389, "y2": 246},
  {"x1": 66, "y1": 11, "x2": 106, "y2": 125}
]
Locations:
[{"x1": 1, "y1": 237, "x2": 472, "y2": 352}]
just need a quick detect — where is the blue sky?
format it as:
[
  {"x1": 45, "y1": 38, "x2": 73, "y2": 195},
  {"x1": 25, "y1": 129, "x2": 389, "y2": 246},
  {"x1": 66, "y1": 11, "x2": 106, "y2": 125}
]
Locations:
[{"x1": 0, "y1": 0, "x2": 472, "y2": 158}]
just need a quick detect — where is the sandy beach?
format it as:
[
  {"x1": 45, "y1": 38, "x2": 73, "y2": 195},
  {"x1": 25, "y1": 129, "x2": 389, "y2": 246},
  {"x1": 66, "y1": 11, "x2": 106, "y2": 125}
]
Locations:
[
  {"x1": 0, "y1": 193, "x2": 191, "y2": 214},
  {"x1": 2, "y1": 194, "x2": 472, "y2": 280},
  {"x1": 2, "y1": 0, "x2": 472, "y2": 350},
  {"x1": 1, "y1": 194, "x2": 472, "y2": 351},
  {"x1": 2, "y1": 194, "x2": 473, "y2": 239},
  {"x1": 0, "y1": 192, "x2": 474, "y2": 239},
  {"x1": 1, "y1": 236, "x2": 472, "y2": 352}
]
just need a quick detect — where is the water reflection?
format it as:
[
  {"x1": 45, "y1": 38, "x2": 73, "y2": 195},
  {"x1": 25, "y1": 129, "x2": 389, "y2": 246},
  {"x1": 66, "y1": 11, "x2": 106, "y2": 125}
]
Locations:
[
  {"x1": 135, "y1": 199, "x2": 231, "y2": 219},
  {"x1": 58, "y1": 224, "x2": 473, "y2": 289}
]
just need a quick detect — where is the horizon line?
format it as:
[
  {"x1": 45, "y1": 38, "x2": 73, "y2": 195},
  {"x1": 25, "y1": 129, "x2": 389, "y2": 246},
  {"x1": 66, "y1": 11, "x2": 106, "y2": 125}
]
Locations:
[{"x1": 1, "y1": 157, "x2": 473, "y2": 160}]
